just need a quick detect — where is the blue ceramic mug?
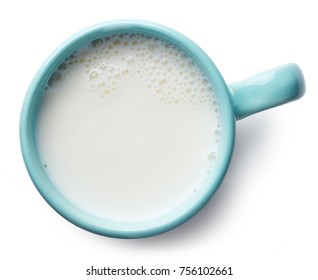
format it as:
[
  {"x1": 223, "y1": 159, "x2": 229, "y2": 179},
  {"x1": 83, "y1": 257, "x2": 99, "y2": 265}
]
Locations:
[{"x1": 20, "y1": 20, "x2": 305, "y2": 238}]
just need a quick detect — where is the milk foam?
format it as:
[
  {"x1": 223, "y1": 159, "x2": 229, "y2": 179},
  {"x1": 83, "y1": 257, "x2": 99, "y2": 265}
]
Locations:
[{"x1": 37, "y1": 34, "x2": 221, "y2": 222}]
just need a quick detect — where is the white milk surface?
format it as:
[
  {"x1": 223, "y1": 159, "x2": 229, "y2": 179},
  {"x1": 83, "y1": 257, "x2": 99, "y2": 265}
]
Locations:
[{"x1": 36, "y1": 34, "x2": 221, "y2": 222}]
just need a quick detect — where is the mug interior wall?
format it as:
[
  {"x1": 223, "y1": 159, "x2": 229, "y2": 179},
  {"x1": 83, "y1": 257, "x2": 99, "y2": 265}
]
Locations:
[{"x1": 20, "y1": 20, "x2": 235, "y2": 238}]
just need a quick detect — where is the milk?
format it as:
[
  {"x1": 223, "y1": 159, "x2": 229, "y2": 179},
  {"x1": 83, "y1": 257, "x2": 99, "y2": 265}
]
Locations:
[{"x1": 36, "y1": 34, "x2": 221, "y2": 222}]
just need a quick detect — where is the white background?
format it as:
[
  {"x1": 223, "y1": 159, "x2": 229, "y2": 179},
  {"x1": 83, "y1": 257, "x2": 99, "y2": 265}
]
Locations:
[{"x1": 1, "y1": 0, "x2": 317, "y2": 279}]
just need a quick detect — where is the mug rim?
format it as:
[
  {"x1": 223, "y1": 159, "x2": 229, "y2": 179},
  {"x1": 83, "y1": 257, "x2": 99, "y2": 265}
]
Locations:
[{"x1": 20, "y1": 20, "x2": 235, "y2": 238}]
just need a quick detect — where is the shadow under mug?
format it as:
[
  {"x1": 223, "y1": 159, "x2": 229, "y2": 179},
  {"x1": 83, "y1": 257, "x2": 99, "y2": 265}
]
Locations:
[{"x1": 20, "y1": 20, "x2": 305, "y2": 238}]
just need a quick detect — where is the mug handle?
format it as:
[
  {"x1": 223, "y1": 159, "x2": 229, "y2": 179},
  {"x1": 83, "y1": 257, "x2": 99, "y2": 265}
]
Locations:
[{"x1": 228, "y1": 63, "x2": 305, "y2": 120}]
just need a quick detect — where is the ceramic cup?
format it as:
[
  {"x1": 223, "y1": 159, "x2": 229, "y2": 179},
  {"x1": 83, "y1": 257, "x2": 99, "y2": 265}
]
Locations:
[{"x1": 20, "y1": 20, "x2": 305, "y2": 238}]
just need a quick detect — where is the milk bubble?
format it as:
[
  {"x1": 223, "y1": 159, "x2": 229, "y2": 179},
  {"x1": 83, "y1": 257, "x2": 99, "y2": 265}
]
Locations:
[
  {"x1": 91, "y1": 39, "x2": 103, "y2": 48},
  {"x1": 208, "y1": 152, "x2": 217, "y2": 161},
  {"x1": 48, "y1": 71, "x2": 63, "y2": 88},
  {"x1": 89, "y1": 71, "x2": 99, "y2": 80}
]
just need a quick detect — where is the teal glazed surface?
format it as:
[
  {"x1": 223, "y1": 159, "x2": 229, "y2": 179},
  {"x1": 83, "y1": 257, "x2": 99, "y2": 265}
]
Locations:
[
  {"x1": 229, "y1": 64, "x2": 305, "y2": 120},
  {"x1": 20, "y1": 20, "x2": 305, "y2": 238}
]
